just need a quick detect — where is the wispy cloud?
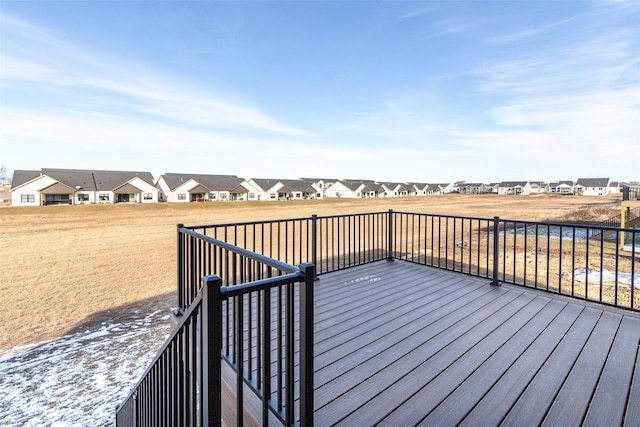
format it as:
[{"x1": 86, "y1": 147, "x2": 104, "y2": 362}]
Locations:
[
  {"x1": 460, "y1": 1, "x2": 640, "y2": 180},
  {"x1": 0, "y1": 13, "x2": 307, "y2": 136}
]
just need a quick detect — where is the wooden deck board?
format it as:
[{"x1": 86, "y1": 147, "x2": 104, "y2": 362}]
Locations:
[{"x1": 223, "y1": 260, "x2": 640, "y2": 426}]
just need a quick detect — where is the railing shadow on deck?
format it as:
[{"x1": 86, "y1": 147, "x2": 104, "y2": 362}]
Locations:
[{"x1": 116, "y1": 210, "x2": 639, "y2": 426}]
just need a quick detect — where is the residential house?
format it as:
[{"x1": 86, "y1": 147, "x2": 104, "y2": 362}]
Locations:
[
  {"x1": 246, "y1": 178, "x2": 317, "y2": 201},
  {"x1": 549, "y1": 181, "x2": 575, "y2": 195},
  {"x1": 609, "y1": 181, "x2": 620, "y2": 194},
  {"x1": 300, "y1": 178, "x2": 339, "y2": 199},
  {"x1": 377, "y1": 182, "x2": 409, "y2": 197},
  {"x1": 407, "y1": 183, "x2": 431, "y2": 196},
  {"x1": 460, "y1": 183, "x2": 488, "y2": 195},
  {"x1": 574, "y1": 178, "x2": 611, "y2": 196},
  {"x1": 156, "y1": 173, "x2": 249, "y2": 202},
  {"x1": 11, "y1": 168, "x2": 158, "y2": 206},
  {"x1": 277, "y1": 179, "x2": 317, "y2": 200},
  {"x1": 486, "y1": 183, "x2": 500, "y2": 194},
  {"x1": 325, "y1": 179, "x2": 374, "y2": 198},
  {"x1": 527, "y1": 181, "x2": 549, "y2": 194},
  {"x1": 497, "y1": 181, "x2": 528, "y2": 195}
]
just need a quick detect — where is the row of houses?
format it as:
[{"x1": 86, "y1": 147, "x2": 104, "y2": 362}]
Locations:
[{"x1": 8, "y1": 169, "x2": 633, "y2": 206}]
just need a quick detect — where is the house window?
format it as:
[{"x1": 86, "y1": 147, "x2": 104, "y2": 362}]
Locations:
[
  {"x1": 78, "y1": 193, "x2": 89, "y2": 201},
  {"x1": 177, "y1": 193, "x2": 186, "y2": 201},
  {"x1": 209, "y1": 193, "x2": 216, "y2": 200},
  {"x1": 99, "y1": 193, "x2": 110, "y2": 201},
  {"x1": 249, "y1": 193, "x2": 256, "y2": 199},
  {"x1": 21, "y1": 194, "x2": 35, "y2": 203},
  {"x1": 220, "y1": 193, "x2": 227, "y2": 200},
  {"x1": 270, "y1": 193, "x2": 276, "y2": 199},
  {"x1": 143, "y1": 193, "x2": 153, "y2": 200}
]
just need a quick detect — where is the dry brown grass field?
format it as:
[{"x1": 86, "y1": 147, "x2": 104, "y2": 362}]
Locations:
[{"x1": 0, "y1": 194, "x2": 621, "y2": 354}]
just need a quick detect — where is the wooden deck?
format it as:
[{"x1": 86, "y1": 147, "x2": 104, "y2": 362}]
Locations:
[{"x1": 229, "y1": 260, "x2": 640, "y2": 426}]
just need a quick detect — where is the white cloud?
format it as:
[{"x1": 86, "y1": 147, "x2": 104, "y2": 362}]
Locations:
[{"x1": 0, "y1": 12, "x2": 306, "y2": 136}]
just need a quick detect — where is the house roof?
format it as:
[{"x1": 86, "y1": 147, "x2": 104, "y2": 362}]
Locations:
[
  {"x1": 550, "y1": 181, "x2": 574, "y2": 187},
  {"x1": 250, "y1": 178, "x2": 284, "y2": 192},
  {"x1": 41, "y1": 168, "x2": 98, "y2": 190},
  {"x1": 11, "y1": 170, "x2": 42, "y2": 189},
  {"x1": 161, "y1": 173, "x2": 244, "y2": 191},
  {"x1": 498, "y1": 181, "x2": 529, "y2": 187},
  {"x1": 13, "y1": 168, "x2": 156, "y2": 191},
  {"x1": 575, "y1": 178, "x2": 610, "y2": 187},
  {"x1": 93, "y1": 170, "x2": 155, "y2": 190},
  {"x1": 278, "y1": 179, "x2": 312, "y2": 192}
]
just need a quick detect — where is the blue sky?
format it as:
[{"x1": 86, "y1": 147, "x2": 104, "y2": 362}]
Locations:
[{"x1": 1, "y1": 1, "x2": 638, "y2": 183}]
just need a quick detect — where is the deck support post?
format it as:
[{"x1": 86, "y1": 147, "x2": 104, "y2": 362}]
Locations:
[
  {"x1": 491, "y1": 216, "x2": 501, "y2": 286},
  {"x1": 201, "y1": 275, "x2": 223, "y2": 427},
  {"x1": 299, "y1": 263, "x2": 315, "y2": 427}
]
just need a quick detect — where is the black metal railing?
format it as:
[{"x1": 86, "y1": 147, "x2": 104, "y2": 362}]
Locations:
[
  {"x1": 199, "y1": 211, "x2": 639, "y2": 312},
  {"x1": 118, "y1": 209, "x2": 639, "y2": 426},
  {"x1": 118, "y1": 228, "x2": 315, "y2": 427},
  {"x1": 623, "y1": 186, "x2": 640, "y2": 201},
  {"x1": 115, "y1": 275, "x2": 223, "y2": 426}
]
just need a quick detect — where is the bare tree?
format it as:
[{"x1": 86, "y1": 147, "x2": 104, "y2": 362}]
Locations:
[{"x1": 0, "y1": 164, "x2": 10, "y2": 185}]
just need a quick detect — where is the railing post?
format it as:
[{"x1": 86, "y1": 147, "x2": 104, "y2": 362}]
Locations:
[
  {"x1": 311, "y1": 214, "x2": 318, "y2": 278},
  {"x1": 201, "y1": 274, "x2": 223, "y2": 427},
  {"x1": 299, "y1": 262, "x2": 315, "y2": 427},
  {"x1": 177, "y1": 224, "x2": 184, "y2": 309},
  {"x1": 491, "y1": 216, "x2": 501, "y2": 286},
  {"x1": 387, "y1": 209, "x2": 394, "y2": 261}
]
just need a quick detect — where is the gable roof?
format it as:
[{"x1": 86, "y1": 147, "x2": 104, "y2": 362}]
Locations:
[
  {"x1": 278, "y1": 179, "x2": 312, "y2": 192},
  {"x1": 575, "y1": 178, "x2": 609, "y2": 188},
  {"x1": 40, "y1": 168, "x2": 97, "y2": 190},
  {"x1": 249, "y1": 178, "x2": 284, "y2": 192},
  {"x1": 549, "y1": 181, "x2": 574, "y2": 187},
  {"x1": 13, "y1": 168, "x2": 156, "y2": 191},
  {"x1": 161, "y1": 173, "x2": 244, "y2": 191},
  {"x1": 93, "y1": 170, "x2": 155, "y2": 190},
  {"x1": 498, "y1": 181, "x2": 529, "y2": 187},
  {"x1": 11, "y1": 170, "x2": 42, "y2": 189}
]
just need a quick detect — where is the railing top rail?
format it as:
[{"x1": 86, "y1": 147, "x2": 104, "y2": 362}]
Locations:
[
  {"x1": 499, "y1": 218, "x2": 640, "y2": 232},
  {"x1": 183, "y1": 211, "x2": 391, "y2": 230},
  {"x1": 392, "y1": 211, "x2": 493, "y2": 222},
  {"x1": 183, "y1": 216, "x2": 313, "y2": 230},
  {"x1": 314, "y1": 211, "x2": 390, "y2": 220},
  {"x1": 179, "y1": 226, "x2": 299, "y2": 274},
  {"x1": 220, "y1": 269, "x2": 307, "y2": 299}
]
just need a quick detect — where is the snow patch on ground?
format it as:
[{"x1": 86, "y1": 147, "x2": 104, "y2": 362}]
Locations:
[{"x1": 0, "y1": 309, "x2": 171, "y2": 426}]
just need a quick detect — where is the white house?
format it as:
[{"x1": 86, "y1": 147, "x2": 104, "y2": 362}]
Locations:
[
  {"x1": 11, "y1": 168, "x2": 158, "y2": 206},
  {"x1": 549, "y1": 181, "x2": 574, "y2": 195},
  {"x1": 575, "y1": 178, "x2": 611, "y2": 196},
  {"x1": 300, "y1": 178, "x2": 339, "y2": 199},
  {"x1": 497, "y1": 181, "x2": 528, "y2": 195},
  {"x1": 156, "y1": 173, "x2": 251, "y2": 202},
  {"x1": 325, "y1": 180, "x2": 368, "y2": 198},
  {"x1": 246, "y1": 178, "x2": 285, "y2": 201}
]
